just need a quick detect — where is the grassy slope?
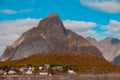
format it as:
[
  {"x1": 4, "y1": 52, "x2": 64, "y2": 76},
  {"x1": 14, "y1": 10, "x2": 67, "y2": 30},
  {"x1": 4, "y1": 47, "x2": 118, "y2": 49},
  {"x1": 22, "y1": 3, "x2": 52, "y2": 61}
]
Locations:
[{"x1": 0, "y1": 51, "x2": 120, "y2": 73}]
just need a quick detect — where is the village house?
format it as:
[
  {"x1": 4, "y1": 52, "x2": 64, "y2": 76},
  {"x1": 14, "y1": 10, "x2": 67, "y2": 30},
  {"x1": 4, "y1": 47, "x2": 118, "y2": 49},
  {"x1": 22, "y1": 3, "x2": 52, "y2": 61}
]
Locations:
[
  {"x1": 19, "y1": 65, "x2": 28, "y2": 73},
  {"x1": 8, "y1": 68, "x2": 17, "y2": 75},
  {"x1": 39, "y1": 64, "x2": 50, "y2": 70},
  {"x1": 44, "y1": 64, "x2": 50, "y2": 69},
  {"x1": 0, "y1": 70, "x2": 4, "y2": 75},
  {"x1": 53, "y1": 65, "x2": 64, "y2": 71},
  {"x1": 39, "y1": 66, "x2": 43, "y2": 70},
  {"x1": 39, "y1": 65, "x2": 44, "y2": 71},
  {"x1": 0, "y1": 64, "x2": 77, "y2": 75},
  {"x1": 39, "y1": 69, "x2": 48, "y2": 76},
  {"x1": 26, "y1": 66, "x2": 35, "y2": 75},
  {"x1": 39, "y1": 64, "x2": 49, "y2": 75},
  {"x1": 68, "y1": 68, "x2": 75, "y2": 74}
]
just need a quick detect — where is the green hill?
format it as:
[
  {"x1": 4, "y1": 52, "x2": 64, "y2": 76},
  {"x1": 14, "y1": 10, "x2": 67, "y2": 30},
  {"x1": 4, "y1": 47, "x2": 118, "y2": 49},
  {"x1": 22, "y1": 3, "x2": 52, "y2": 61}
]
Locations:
[{"x1": 0, "y1": 51, "x2": 120, "y2": 73}]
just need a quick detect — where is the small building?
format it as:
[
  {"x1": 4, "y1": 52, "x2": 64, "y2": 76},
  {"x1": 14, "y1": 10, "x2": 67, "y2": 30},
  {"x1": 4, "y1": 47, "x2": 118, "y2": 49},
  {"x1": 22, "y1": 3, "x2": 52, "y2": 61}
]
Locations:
[
  {"x1": 55, "y1": 65, "x2": 63, "y2": 71},
  {"x1": 28, "y1": 66, "x2": 35, "y2": 72},
  {"x1": 3, "y1": 71, "x2": 7, "y2": 75},
  {"x1": 26, "y1": 70, "x2": 32, "y2": 74},
  {"x1": 8, "y1": 69, "x2": 17, "y2": 75},
  {"x1": 39, "y1": 70, "x2": 48, "y2": 76},
  {"x1": 19, "y1": 65, "x2": 28, "y2": 72},
  {"x1": 0, "y1": 70, "x2": 4, "y2": 75},
  {"x1": 44, "y1": 64, "x2": 50, "y2": 69},
  {"x1": 68, "y1": 68, "x2": 75, "y2": 74},
  {"x1": 39, "y1": 64, "x2": 50, "y2": 71},
  {"x1": 39, "y1": 66, "x2": 43, "y2": 70},
  {"x1": 26, "y1": 66, "x2": 35, "y2": 75}
]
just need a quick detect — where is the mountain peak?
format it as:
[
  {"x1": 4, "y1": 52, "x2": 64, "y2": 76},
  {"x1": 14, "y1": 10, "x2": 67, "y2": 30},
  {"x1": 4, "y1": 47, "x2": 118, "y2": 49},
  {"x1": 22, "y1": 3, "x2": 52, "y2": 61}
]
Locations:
[
  {"x1": 46, "y1": 13, "x2": 59, "y2": 18},
  {"x1": 37, "y1": 13, "x2": 66, "y2": 34},
  {"x1": 0, "y1": 13, "x2": 103, "y2": 61}
]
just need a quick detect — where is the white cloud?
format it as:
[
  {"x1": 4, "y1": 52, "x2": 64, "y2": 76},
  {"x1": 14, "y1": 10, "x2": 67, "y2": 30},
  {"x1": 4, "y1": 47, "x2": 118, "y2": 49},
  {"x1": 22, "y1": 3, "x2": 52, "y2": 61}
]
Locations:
[
  {"x1": 0, "y1": 9, "x2": 32, "y2": 14},
  {"x1": 0, "y1": 18, "x2": 41, "y2": 55},
  {"x1": 0, "y1": 9, "x2": 17, "y2": 14},
  {"x1": 102, "y1": 20, "x2": 120, "y2": 39},
  {"x1": 63, "y1": 20, "x2": 97, "y2": 32},
  {"x1": 63, "y1": 20, "x2": 105, "y2": 40},
  {"x1": 19, "y1": 9, "x2": 32, "y2": 13},
  {"x1": 80, "y1": 0, "x2": 120, "y2": 13},
  {"x1": 78, "y1": 29, "x2": 106, "y2": 41},
  {"x1": 0, "y1": 18, "x2": 41, "y2": 35}
]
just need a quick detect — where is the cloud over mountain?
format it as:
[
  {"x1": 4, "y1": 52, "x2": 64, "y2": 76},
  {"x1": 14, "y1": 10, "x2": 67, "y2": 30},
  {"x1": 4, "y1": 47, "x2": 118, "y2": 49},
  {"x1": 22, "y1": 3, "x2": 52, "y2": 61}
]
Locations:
[
  {"x1": 63, "y1": 20, "x2": 104, "y2": 40},
  {"x1": 102, "y1": 20, "x2": 120, "y2": 38},
  {"x1": 64, "y1": 20, "x2": 97, "y2": 31},
  {"x1": 0, "y1": 18, "x2": 40, "y2": 55}
]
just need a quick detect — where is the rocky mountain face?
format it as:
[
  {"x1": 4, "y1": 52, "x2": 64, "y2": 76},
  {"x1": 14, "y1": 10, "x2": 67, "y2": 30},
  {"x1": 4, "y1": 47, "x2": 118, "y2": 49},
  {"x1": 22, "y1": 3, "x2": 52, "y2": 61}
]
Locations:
[
  {"x1": 0, "y1": 13, "x2": 103, "y2": 61},
  {"x1": 87, "y1": 37, "x2": 120, "y2": 63}
]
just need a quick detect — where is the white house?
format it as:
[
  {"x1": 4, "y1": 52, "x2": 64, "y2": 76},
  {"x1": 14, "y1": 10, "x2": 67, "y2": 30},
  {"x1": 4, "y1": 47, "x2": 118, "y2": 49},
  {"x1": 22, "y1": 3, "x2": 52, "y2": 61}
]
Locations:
[
  {"x1": 19, "y1": 65, "x2": 28, "y2": 72},
  {"x1": 19, "y1": 67, "x2": 24, "y2": 72},
  {"x1": 39, "y1": 70, "x2": 48, "y2": 76},
  {"x1": 8, "y1": 69, "x2": 16, "y2": 75},
  {"x1": 39, "y1": 66, "x2": 43, "y2": 70},
  {"x1": 44, "y1": 64, "x2": 50, "y2": 69},
  {"x1": 26, "y1": 66, "x2": 35, "y2": 75},
  {"x1": 3, "y1": 71, "x2": 7, "y2": 75},
  {"x1": 28, "y1": 66, "x2": 35, "y2": 72},
  {"x1": 68, "y1": 68, "x2": 75, "y2": 74},
  {"x1": 26, "y1": 70, "x2": 32, "y2": 74}
]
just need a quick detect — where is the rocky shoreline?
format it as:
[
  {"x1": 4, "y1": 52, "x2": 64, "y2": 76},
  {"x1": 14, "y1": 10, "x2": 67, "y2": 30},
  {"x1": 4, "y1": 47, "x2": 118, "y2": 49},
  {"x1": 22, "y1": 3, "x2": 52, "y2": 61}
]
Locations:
[{"x1": 1, "y1": 73, "x2": 120, "y2": 80}]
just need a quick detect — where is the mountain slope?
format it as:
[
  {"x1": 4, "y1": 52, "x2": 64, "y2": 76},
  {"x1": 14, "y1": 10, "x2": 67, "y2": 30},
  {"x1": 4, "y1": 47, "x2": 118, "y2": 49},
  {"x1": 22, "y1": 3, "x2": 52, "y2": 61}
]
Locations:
[
  {"x1": 0, "y1": 13, "x2": 103, "y2": 61},
  {"x1": 0, "y1": 51, "x2": 120, "y2": 73},
  {"x1": 87, "y1": 37, "x2": 120, "y2": 62}
]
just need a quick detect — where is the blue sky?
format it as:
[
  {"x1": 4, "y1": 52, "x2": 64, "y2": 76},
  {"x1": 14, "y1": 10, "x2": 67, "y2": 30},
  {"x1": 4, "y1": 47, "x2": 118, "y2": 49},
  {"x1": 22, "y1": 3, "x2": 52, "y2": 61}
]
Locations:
[
  {"x1": 0, "y1": 0, "x2": 120, "y2": 23},
  {"x1": 0, "y1": 0, "x2": 120, "y2": 55}
]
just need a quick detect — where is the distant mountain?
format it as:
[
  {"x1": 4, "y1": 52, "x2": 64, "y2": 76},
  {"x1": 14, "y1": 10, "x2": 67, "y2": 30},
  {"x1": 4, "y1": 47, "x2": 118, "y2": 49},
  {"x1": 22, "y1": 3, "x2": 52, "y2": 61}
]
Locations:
[
  {"x1": 87, "y1": 37, "x2": 120, "y2": 62},
  {"x1": 0, "y1": 13, "x2": 103, "y2": 61},
  {"x1": 113, "y1": 55, "x2": 120, "y2": 64},
  {"x1": 0, "y1": 51, "x2": 119, "y2": 73}
]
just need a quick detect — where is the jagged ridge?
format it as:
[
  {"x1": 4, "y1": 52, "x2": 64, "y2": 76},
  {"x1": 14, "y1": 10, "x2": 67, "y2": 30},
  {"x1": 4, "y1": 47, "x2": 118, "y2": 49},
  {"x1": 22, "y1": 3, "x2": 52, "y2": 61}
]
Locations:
[{"x1": 87, "y1": 37, "x2": 120, "y2": 63}]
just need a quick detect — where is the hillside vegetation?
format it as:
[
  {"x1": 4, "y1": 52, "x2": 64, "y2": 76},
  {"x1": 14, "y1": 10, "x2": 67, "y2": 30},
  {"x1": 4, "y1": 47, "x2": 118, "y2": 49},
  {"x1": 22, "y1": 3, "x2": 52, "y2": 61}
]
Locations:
[{"x1": 0, "y1": 51, "x2": 120, "y2": 73}]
